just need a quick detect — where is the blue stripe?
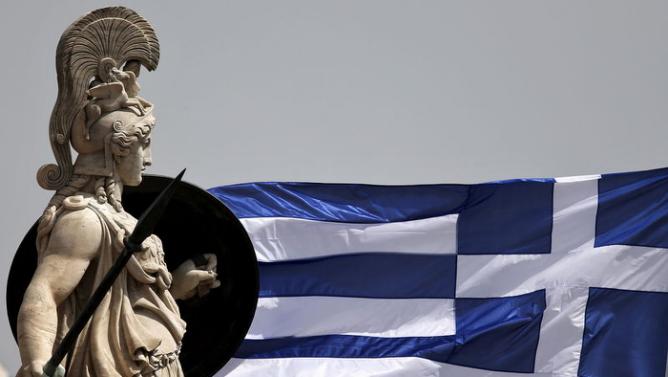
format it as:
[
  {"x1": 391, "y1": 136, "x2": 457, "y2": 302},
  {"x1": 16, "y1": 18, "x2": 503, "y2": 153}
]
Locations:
[
  {"x1": 259, "y1": 253, "x2": 457, "y2": 299},
  {"x1": 208, "y1": 182, "x2": 469, "y2": 222},
  {"x1": 237, "y1": 290, "x2": 545, "y2": 373},
  {"x1": 458, "y1": 181, "x2": 554, "y2": 255},
  {"x1": 236, "y1": 334, "x2": 456, "y2": 359},
  {"x1": 449, "y1": 289, "x2": 545, "y2": 373},
  {"x1": 578, "y1": 287, "x2": 668, "y2": 377},
  {"x1": 596, "y1": 167, "x2": 668, "y2": 249}
]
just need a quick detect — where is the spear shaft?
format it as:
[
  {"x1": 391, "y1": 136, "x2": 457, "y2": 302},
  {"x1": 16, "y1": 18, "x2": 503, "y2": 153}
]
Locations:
[{"x1": 42, "y1": 169, "x2": 185, "y2": 377}]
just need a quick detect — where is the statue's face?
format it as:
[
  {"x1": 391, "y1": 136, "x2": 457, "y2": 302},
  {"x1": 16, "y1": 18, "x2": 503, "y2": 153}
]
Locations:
[{"x1": 116, "y1": 135, "x2": 152, "y2": 186}]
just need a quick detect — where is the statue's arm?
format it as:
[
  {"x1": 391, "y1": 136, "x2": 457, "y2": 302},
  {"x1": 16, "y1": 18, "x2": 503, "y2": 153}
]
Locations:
[{"x1": 17, "y1": 209, "x2": 102, "y2": 375}]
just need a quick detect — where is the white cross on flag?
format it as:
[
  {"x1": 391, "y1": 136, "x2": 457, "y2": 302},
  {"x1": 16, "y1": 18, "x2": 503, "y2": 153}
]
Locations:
[{"x1": 209, "y1": 167, "x2": 668, "y2": 377}]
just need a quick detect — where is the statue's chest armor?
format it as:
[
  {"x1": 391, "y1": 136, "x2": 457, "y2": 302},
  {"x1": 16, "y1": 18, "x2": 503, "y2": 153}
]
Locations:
[
  {"x1": 92, "y1": 203, "x2": 167, "y2": 272},
  {"x1": 83, "y1": 199, "x2": 167, "y2": 275},
  {"x1": 112, "y1": 210, "x2": 138, "y2": 234}
]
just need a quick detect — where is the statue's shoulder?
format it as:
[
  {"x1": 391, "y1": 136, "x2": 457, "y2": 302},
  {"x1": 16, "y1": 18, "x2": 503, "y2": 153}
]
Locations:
[
  {"x1": 46, "y1": 195, "x2": 105, "y2": 257},
  {"x1": 57, "y1": 194, "x2": 129, "y2": 239},
  {"x1": 54, "y1": 195, "x2": 102, "y2": 226},
  {"x1": 53, "y1": 195, "x2": 112, "y2": 232},
  {"x1": 61, "y1": 194, "x2": 92, "y2": 212},
  {"x1": 61, "y1": 194, "x2": 114, "y2": 214}
]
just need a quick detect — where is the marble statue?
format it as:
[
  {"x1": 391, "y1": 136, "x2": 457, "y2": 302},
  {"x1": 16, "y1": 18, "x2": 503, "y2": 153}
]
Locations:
[{"x1": 16, "y1": 7, "x2": 220, "y2": 377}]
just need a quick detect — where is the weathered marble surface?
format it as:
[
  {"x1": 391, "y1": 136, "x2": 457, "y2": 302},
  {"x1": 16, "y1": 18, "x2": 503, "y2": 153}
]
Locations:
[{"x1": 17, "y1": 7, "x2": 220, "y2": 377}]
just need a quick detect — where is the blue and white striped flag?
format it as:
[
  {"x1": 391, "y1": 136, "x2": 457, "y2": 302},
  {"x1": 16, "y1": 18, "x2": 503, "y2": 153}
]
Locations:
[{"x1": 210, "y1": 168, "x2": 668, "y2": 377}]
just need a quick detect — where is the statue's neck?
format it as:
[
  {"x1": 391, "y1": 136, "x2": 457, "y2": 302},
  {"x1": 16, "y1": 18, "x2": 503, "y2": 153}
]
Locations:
[{"x1": 79, "y1": 174, "x2": 124, "y2": 208}]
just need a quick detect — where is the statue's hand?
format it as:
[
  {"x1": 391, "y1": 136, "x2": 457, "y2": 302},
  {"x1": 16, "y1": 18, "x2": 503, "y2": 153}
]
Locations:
[
  {"x1": 16, "y1": 360, "x2": 53, "y2": 377},
  {"x1": 170, "y1": 254, "x2": 221, "y2": 300}
]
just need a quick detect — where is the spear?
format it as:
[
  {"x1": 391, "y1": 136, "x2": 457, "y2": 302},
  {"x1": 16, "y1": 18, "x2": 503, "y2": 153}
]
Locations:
[{"x1": 42, "y1": 169, "x2": 186, "y2": 377}]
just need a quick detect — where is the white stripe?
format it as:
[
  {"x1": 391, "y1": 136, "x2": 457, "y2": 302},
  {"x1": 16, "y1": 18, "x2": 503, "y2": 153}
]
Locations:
[
  {"x1": 455, "y1": 244, "x2": 668, "y2": 296},
  {"x1": 554, "y1": 174, "x2": 601, "y2": 183},
  {"x1": 535, "y1": 179, "x2": 597, "y2": 376},
  {"x1": 217, "y1": 358, "x2": 559, "y2": 377},
  {"x1": 247, "y1": 297, "x2": 455, "y2": 339},
  {"x1": 551, "y1": 178, "x2": 598, "y2": 253},
  {"x1": 241, "y1": 215, "x2": 458, "y2": 262},
  {"x1": 534, "y1": 287, "x2": 588, "y2": 376}
]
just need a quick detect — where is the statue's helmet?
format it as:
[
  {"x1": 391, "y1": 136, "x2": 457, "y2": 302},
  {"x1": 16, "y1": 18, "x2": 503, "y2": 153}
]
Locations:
[{"x1": 37, "y1": 6, "x2": 160, "y2": 190}]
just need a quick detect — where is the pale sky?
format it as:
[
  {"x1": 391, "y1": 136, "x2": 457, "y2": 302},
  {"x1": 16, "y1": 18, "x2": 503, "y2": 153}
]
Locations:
[{"x1": 1, "y1": 0, "x2": 667, "y2": 372}]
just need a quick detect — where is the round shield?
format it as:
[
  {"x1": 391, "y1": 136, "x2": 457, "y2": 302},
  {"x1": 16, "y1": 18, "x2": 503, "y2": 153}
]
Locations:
[{"x1": 6, "y1": 175, "x2": 259, "y2": 376}]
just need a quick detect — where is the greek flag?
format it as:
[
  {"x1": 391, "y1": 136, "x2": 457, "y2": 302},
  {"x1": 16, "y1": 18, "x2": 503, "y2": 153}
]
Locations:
[{"x1": 209, "y1": 168, "x2": 668, "y2": 377}]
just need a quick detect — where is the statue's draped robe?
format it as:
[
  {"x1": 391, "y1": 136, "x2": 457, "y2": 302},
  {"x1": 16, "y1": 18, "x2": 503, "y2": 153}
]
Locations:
[{"x1": 41, "y1": 197, "x2": 187, "y2": 377}]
